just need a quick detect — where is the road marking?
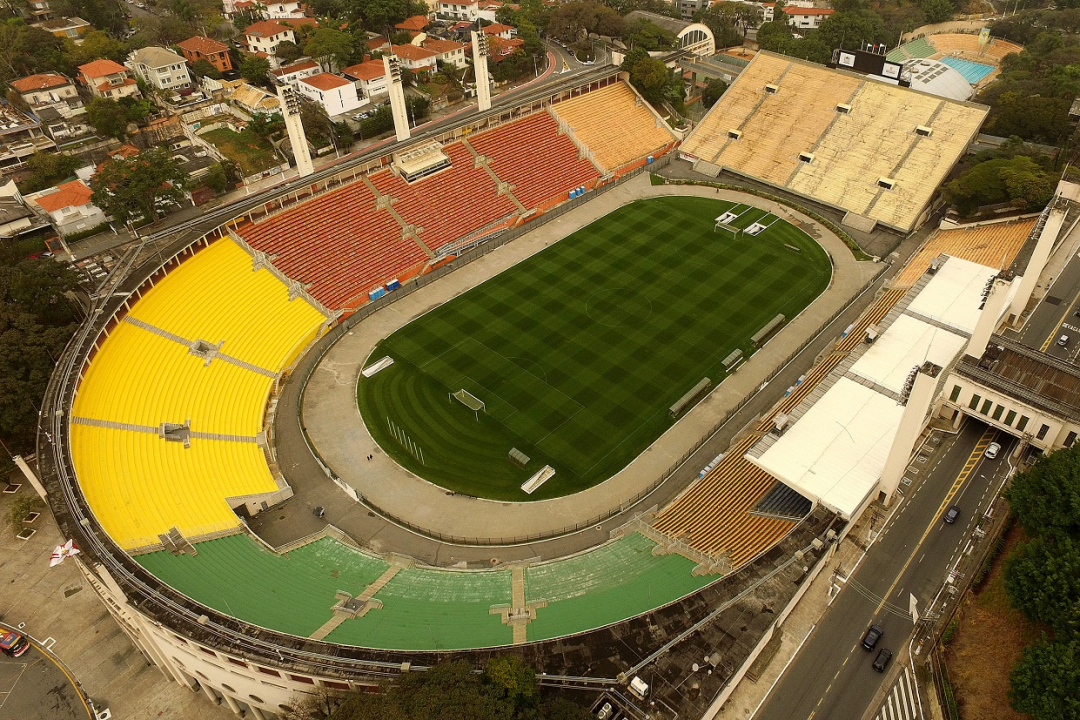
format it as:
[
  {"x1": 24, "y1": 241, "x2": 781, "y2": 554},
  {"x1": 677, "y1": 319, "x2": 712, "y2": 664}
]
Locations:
[
  {"x1": 874, "y1": 428, "x2": 994, "y2": 615},
  {"x1": 872, "y1": 666, "x2": 923, "y2": 720},
  {"x1": 1041, "y1": 293, "x2": 1080, "y2": 351}
]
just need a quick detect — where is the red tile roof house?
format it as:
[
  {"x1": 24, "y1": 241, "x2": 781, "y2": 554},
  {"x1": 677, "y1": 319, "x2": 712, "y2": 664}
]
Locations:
[
  {"x1": 390, "y1": 43, "x2": 438, "y2": 72},
  {"x1": 10, "y1": 72, "x2": 82, "y2": 112},
  {"x1": 422, "y1": 38, "x2": 467, "y2": 68},
  {"x1": 296, "y1": 72, "x2": 364, "y2": 116},
  {"x1": 781, "y1": 5, "x2": 834, "y2": 30},
  {"x1": 341, "y1": 59, "x2": 389, "y2": 98},
  {"x1": 177, "y1": 35, "x2": 234, "y2": 73},
  {"x1": 395, "y1": 14, "x2": 430, "y2": 37},
  {"x1": 26, "y1": 180, "x2": 107, "y2": 237},
  {"x1": 270, "y1": 59, "x2": 321, "y2": 86},
  {"x1": 482, "y1": 22, "x2": 515, "y2": 39},
  {"x1": 77, "y1": 59, "x2": 141, "y2": 100},
  {"x1": 244, "y1": 18, "x2": 317, "y2": 67}
]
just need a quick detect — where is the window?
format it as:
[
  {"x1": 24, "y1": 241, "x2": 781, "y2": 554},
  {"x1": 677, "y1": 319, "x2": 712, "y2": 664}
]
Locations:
[
  {"x1": 992, "y1": 405, "x2": 1004, "y2": 421},
  {"x1": 226, "y1": 657, "x2": 247, "y2": 668},
  {"x1": 1018, "y1": 415, "x2": 1029, "y2": 432},
  {"x1": 1037, "y1": 424, "x2": 1050, "y2": 440},
  {"x1": 1066, "y1": 431, "x2": 1077, "y2": 447},
  {"x1": 1005, "y1": 410, "x2": 1016, "y2": 426},
  {"x1": 257, "y1": 667, "x2": 280, "y2": 677},
  {"x1": 968, "y1": 394, "x2": 981, "y2": 410},
  {"x1": 949, "y1": 385, "x2": 962, "y2": 402},
  {"x1": 980, "y1": 399, "x2": 992, "y2": 415},
  {"x1": 288, "y1": 674, "x2": 315, "y2": 684}
]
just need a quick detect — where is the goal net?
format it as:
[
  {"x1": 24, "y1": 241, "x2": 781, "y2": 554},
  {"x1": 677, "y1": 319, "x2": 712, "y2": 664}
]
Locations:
[{"x1": 452, "y1": 389, "x2": 485, "y2": 413}]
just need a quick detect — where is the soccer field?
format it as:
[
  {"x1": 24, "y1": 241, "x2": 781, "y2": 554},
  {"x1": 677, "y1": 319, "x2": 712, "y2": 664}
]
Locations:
[{"x1": 357, "y1": 196, "x2": 831, "y2": 500}]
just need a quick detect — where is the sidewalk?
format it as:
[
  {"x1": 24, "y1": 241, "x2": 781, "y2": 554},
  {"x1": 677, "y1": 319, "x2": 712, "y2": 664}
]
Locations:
[{"x1": 300, "y1": 173, "x2": 882, "y2": 542}]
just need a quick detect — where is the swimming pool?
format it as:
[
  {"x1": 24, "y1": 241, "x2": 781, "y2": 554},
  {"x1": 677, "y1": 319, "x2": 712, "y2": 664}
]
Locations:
[{"x1": 940, "y1": 56, "x2": 995, "y2": 85}]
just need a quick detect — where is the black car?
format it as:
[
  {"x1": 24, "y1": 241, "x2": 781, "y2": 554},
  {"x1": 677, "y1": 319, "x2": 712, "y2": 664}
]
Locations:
[
  {"x1": 862, "y1": 624, "x2": 883, "y2": 651},
  {"x1": 944, "y1": 506, "x2": 960, "y2": 524},
  {"x1": 872, "y1": 647, "x2": 893, "y2": 672}
]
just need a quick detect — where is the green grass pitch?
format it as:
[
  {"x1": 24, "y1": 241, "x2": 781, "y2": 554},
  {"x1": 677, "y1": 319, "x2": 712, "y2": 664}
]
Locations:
[{"x1": 357, "y1": 196, "x2": 831, "y2": 500}]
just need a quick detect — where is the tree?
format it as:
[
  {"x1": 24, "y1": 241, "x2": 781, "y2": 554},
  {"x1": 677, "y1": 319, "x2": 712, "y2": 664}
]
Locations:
[
  {"x1": 701, "y1": 78, "x2": 728, "y2": 108},
  {"x1": 16, "y1": 152, "x2": 80, "y2": 194},
  {"x1": 305, "y1": 27, "x2": 355, "y2": 72},
  {"x1": 621, "y1": 47, "x2": 677, "y2": 107},
  {"x1": 1009, "y1": 640, "x2": 1080, "y2": 720},
  {"x1": 920, "y1": 0, "x2": 955, "y2": 24},
  {"x1": 190, "y1": 58, "x2": 223, "y2": 81},
  {"x1": 482, "y1": 656, "x2": 537, "y2": 709},
  {"x1": 240, "y1": 54, "x2": 271, "y2": 85},
  {"x1": 1005, "y1": 444, "x2": 1080, "y2": 539},
  {"x1": 755, "y1": 20, "x2": 793, "y2": 53},
  {"x1": 51, "y1": 0, "x2": 128, "y2": 36},
  {"x1": 274, "y1": 39, "x2": 303, "y2": 64},
  {"x1": 65, "y1": 30, "x2": 128, "y2": 67},
  {"x1": 1005, "y1": 536, "x2": 1080, "y2": 627},
  {"x1": 944, "y1": 156, "x2": 1055, "y2": 215},
  {"x1": 85, "y1": 97, "x2": 131, "y2": 140},
  {"x1": 815, "y1": 10, "x2": 888, "y2": 51},
  {"x1": 90, "y1": 148, "x2": 188, "y2": 224}
]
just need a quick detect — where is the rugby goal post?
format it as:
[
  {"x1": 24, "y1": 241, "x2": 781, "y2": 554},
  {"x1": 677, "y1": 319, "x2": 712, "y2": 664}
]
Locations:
[{"x1": 451, "y1": 389, "x2": 485, "y2": 420}]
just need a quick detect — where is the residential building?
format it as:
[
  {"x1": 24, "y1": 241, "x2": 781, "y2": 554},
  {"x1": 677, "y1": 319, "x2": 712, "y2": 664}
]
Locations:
[
  {"x1": 341, "y1": 60, "x2": 388, "y2": 98},
  {"x1": 296, "y1": 73, "x2": 364, "y2": 116},
  {"x1": 478, "y1": 0, "x2": 507, "y2": 22},
  {"x1": 482, "y1": 22, "x2": 515, "y2": 40},
  {"x1": 487, "y1": 35, "x2": 524, "y2": 61},
  {"x1": 33, "y1": 16, "x2": 89, "y2": 39},
  {"x1": 232, "y1": 0, "x2": 307, "y2": 19},
  {"x1": 760, "y1": 2, "x2": 775, "y2": 22},
  {"x1": 271, "y1": 59, "x2": 321, "y2": 86},
  {"x1": 366, "y1": 35, "x2": 390, "y2": 53},
  {"x1": 127, "y1": 47, "x2": 193, "y2": 93},
  {"x1": 78, "y1": 59, "x2": 141, "y2": 100},
  {"x1": 26, "y1": 0, "x2": 52, "y2": 22},
  {"x1": 781, "y1": 6, "x2": 833, "y2": 30},
  {"x1": 395, "y1": 15, "x2": 430, "y2": 37},
  {"x1": 437, "y1": 0, "x2": 479, "y2": 21},
  {"x1": 177, "y1": 36, "x2": 234, "y2": 73},
  {"x1": 244, "y1": 19, "x2": 313, "y2": 66},
  {"x1": 11, "y1": 72, "x2": 81, "y2": 111},
  {"x1": 0, "y1": 101, "x2": 56, "y2": 171},
  {"x1": 422, "y1": 38, "x2": 467, "y2": 68},
  {"x1": 390, "y1": 44, "x2": 439, "y2": 72},
  {"x1": 0, "y1": 181, "x2": 49, "y2": 239},
  {"x1": 26, "y1": 180, "x2": 107, "y2": 237},
  {"x1": 35, "y1": 106, "x2": 90, "y2": 143},
  {"x1": 217, "y1": 79, "x2": 281, "y2": 116}
]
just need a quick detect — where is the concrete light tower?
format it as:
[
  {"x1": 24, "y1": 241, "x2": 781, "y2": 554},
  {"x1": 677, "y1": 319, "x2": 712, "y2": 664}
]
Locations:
[
  {"x1": 878, "y1": 362, "x2": 941, "y2": 505},
  {"x1": 277, "y1": 84, "x2": 313, "y2": 178},
  {"x1": 383, "y1": 54, "x2": 411, "y2": 142},
  {"x1": 471, "y1": 30, "x2": 492, "y2": 112}
]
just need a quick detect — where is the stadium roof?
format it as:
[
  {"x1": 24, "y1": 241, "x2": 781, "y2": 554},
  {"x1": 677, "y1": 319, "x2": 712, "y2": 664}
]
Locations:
[
  {"x1": 749, "y1": 378, "x2": 905, "y2": 518},
  {"x1": 905, "y1": 255, "x2": 1000, "y2": 336},
  {"x1": 680, "y1": 51, "x2": 989, "y2": 233},
  {"x1": 902, "y1": 58, "x2": 973, "y2": 102},
  {"x1": 849, "y1": 314, "x2": 967, "y2": 394}
]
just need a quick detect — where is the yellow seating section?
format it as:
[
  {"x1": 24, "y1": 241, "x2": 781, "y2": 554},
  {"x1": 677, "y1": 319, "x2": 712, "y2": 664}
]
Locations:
[
  {"x1": 550, "y1": 82, "x2": 677, "y2": 171},
  {"x1": 894, "y1": 217, "x2": 1037, "y2": 288},
  {"x1": 71, "y1": 424, "x2": 277, "y2": 550},
  {"x1": 73, "y1": 321, "x2": 272, "y2": 436},
  {"x1": 128, "y1": 239, "x2": 326, "y2": 371}
]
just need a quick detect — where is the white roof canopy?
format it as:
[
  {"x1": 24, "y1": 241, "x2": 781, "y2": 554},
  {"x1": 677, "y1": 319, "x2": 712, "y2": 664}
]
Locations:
[
  {"x1": 905, "y1": 256, "x2": 998, "y2": 335},
  {"x1": 849, "y1": 315, "x2": 967, "y2": 394}
]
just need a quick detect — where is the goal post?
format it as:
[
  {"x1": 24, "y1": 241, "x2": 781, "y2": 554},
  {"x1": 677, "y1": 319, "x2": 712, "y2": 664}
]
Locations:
[
  {"x1": 451, "y1": 389, "x2": 485, "y2": 420},
  {"x1": 714, "y1": 221, "x2": 740, "y2": 239}
]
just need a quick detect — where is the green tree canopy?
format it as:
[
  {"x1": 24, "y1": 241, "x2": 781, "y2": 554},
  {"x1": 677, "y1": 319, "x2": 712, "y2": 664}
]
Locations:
[
  {"x1": 1005, "y1": 444, "x2": 1080, "y2": 539},
  {"x1": 1009, "y1": 639, "x2": 1080, "y2": 720},
  {"x1": 547, "y1": 1, "x2": 624, "y2": 43},
  {"x1": 85, "y1": 97, "x2": 131, "y2": 140},
  {"x1": 701, "y1": 78, "x2": 728, "y2": 108},
  {"x1": 1005, "y1": 535, "x2": 1080, "y2": 628},
  {"x1": 90, "y1": 148, "x2": 188, "y2": 225},
  {"x1": 944, "y1": 155, "x2": 1056, "y2": 216},
  {"x1": 240, "y1": 54, "x2": 272, "y2": 85},
  {"x1": 16, "y1": 152, "x2": 80, "y2": 195},
  {"x1": 621, "y1": 47, "x2": 678, "y2": 107},
  {"x1": 305, "y1": 27, "x2": 356, "y2": 72},
  {"x1": 274, "y1": 39, "x2": 304, "y2": 65},
  {"x1": 190, "y1": 58, "x2": 223, "y2": 80},
  {"x1": 815, "y1": 9, "x2": 888, "y2": 51}
]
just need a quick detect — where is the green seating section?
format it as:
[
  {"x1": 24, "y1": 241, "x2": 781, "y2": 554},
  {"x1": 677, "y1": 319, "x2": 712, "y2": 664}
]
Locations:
[{"x1": 137, "y1": 532, "x2": 714, "y2": 649}]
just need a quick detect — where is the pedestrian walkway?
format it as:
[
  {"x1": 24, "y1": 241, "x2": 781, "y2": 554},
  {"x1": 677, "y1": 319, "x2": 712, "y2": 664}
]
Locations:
[{"x1": 872, "y1": 666, "x2": 923, "y2": 720}]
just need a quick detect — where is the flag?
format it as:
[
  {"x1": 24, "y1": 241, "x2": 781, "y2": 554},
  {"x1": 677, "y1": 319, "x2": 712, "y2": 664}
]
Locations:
[{"x1": 50, "y1": 539, "x2": 80, "y2": 567}]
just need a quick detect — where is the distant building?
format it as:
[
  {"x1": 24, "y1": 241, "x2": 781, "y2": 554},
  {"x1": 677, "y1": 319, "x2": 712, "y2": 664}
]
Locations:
[
  {"x1": 26, "y1": 0, "x2": 52, "y2": 23},
  {"x1": 296, "y1": 73, "x2": 364, "y2": 116},
  {"x1": 78, "y1": 59, "x2": 141, "y2": 100},
  {"x1": 244, "y1": 19, "x2": 315, "y2": 67},
  {"x1": 127, "y1": 47, "x2": 193, "y2": 93},
  {"x1": 437, "y1": 0, "x2": 479, "y2": 21},
  {"x1": 232, "y1": 0, "x2": 307, "y2": 19},
  {"x1": 11, "y1": 72, "x2": 80, "y2": 110},
  {"x1": 366, "y1": 35, "x2": 390, "y2": 53},
  {"x1": 422, "y1": 38, "x2": 467, "y2": 68},
  {"x1": 271, "y1": 60, "x2": 321, "y2": 86},
  {"x1": 781, "y1": 6, "x2": 833, "y2": 30},
  {"x1": 390, "y1": 44, "x2": 438, "y2": 72},
  {"x1": 395, "y1": 15, "x2": 430, "y2": 37},
  {"x1": 0, "y1": 181, "x2": 48, "y2": 239},
  {"x1": 26, "y1": 180, "x2": 107, "y2": 237},
  {"x1": 33, "y1": 15, "x2": 89, "y2": 39},
  {"x1": 341, "y1": 60, "x2": 389, "y2": 98},
  {"x1": 482, "y1": 22, "x2": 515, "y2": 40},
  {"x1": 0, "y1": 101, "x2": 56, "y2": 171},
  {"x1": 177, "y1": 36, "x2": 234, "y2": 74}
]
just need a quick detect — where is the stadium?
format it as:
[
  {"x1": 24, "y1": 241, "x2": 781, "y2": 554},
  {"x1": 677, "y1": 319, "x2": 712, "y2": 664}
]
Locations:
[{"x1": 35, "y1": 54, "x2": 1025, "y2": 719}]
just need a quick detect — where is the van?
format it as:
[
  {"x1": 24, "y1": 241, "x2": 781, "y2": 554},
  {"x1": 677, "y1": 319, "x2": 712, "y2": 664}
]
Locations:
[
  {"x1": 872, "y1": 647, "x2": 893, "y2": 672},
  {"x1": 1058, "y1": 334, "x2": 1069, "y2": 347}
]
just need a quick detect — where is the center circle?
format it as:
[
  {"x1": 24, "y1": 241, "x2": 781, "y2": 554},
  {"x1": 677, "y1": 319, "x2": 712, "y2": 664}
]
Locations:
[{"x1": 586, "y1": 287, "x2": 653, "y2": 327}]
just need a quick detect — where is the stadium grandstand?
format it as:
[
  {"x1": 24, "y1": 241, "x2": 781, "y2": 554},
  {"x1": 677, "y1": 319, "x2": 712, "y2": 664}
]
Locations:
[
  {"x1": 888, "y1": 33, "x2": 1022, "y2": 87},
  {"x1": 680, "y1": 51, "x2": 988, "y2": 233},
  {"x1": 233, "y1": 82, "x2": 670, "y2": 312}
]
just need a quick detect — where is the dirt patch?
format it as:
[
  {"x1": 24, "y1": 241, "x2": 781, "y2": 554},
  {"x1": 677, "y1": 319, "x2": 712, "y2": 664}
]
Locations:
[{"x1": 945, "y1": 524, "x2": 1044, "y2": 720}]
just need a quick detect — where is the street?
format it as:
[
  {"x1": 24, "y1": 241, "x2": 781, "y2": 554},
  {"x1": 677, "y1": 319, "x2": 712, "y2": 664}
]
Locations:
[
  {"x1": 1015, "y1": 246, "x2": 1080, "y2": 360},
  {"x1": 754, "y1": 421, "x2": 1013, "y2": 720}
]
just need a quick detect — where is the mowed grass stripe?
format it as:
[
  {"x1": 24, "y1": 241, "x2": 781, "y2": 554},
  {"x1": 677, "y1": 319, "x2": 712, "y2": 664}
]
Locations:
[{"x1": 358, "y1": 197, "x2": 831, "y2": 500}]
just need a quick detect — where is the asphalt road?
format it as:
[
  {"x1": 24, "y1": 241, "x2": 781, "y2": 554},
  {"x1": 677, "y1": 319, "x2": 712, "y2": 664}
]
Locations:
[
  {"x1": 0, "y1": 636, "x2": 93, "y2": 720},
  {"x1": 755, "y1": 421, "x2": 1013, "y2": 720},
  {"x1": 1016, "y1": 248, "x2": 1080, "y2": 360}
]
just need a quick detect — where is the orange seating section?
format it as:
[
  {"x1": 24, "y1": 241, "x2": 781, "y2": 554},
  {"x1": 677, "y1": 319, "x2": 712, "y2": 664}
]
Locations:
[
  {"x1": 238, "y1": 182, "x2": 427, "y2": 310},
  {"x1": 653, "y1": 287, "x2": 908, "y2": 565},
  {"x1": 469, "y1": 112, "x2": 600, "y2": 209},
  {"x1": 369, "y1": 143, "x2": 517, "y2": 251}
]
